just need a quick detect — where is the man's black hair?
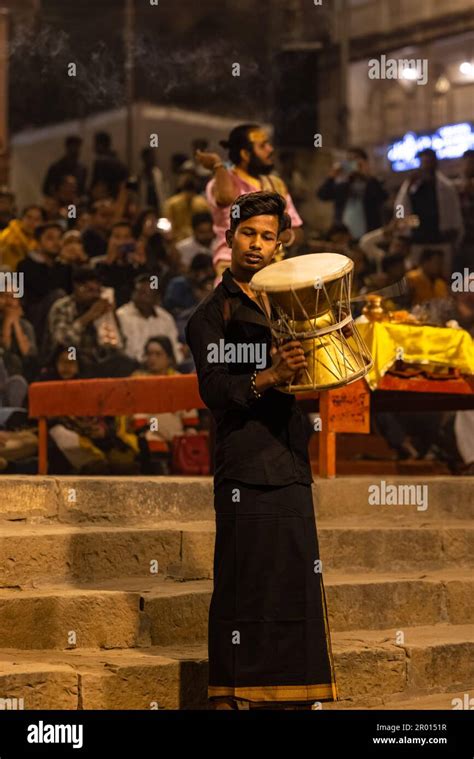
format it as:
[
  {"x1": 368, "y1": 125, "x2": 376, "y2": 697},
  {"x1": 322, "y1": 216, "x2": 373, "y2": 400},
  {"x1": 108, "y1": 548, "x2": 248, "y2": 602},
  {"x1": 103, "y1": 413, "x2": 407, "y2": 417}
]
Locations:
[
  {"x1": 191, "y1": 211, "x2": 213, "y2": 228},
  {"x1": 95, "y1": 131, "x2": 112, "y2": 150},
  {"x1": 190, "y1": 253, "x2": 213, "y2": 272},
  {"x1": 34, "y1": 222, "x2": 63, "y2": 241},
  {"x1": 229, "y1": 191, "x2": 291, "y2": 235},
  {"x1": 220, "y1": 123, "x2": 260, "y2": 166},
  {"x1": 463, "y1": 149, "x2": 474, "y2": 158},
  {"x1": 65, "y1": 135, "x2": 82, "y2": 149},
  {"x1": 134, "y1": 273, "x2": 154, "y2": 288},
  {"x1": 420, "y1": 248, "x2": 443, "y2": 264},
  {"x1": 22, "y1": 204, "x2": 46, "y2": 220},
  {"x1": 348, "y1": 146, "x2": 368, "y2": 161},
  {"x1": 144, "y1": 335, "x2": 175, "y2": 364},
  {"x1": 417, "y1": 148, "x2": 437, "y2": 161},
  {"x1": 72, "y1": 267, "x2": 101, "y2": 286}
]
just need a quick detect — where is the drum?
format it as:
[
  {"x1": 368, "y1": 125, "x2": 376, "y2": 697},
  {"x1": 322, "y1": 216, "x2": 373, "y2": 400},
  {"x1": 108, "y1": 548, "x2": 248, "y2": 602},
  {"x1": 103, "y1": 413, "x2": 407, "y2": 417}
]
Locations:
[{"x1": 250, "y1": 253, "x2": 373, "y2": 392}]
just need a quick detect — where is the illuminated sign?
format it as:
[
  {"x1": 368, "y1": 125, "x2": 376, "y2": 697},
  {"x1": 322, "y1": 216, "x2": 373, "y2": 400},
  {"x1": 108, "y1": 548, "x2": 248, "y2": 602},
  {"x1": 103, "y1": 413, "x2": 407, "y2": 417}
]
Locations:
[{"x1": 387, "y1": 122, "x2": 474, "y2": 172}]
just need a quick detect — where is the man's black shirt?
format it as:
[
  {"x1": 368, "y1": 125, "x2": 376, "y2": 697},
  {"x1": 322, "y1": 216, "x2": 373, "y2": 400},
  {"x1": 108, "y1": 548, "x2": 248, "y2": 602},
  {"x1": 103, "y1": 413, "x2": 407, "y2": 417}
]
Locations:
[
  {"x1": 185, "y1": 268, "x2": 313, "y2": 487},
  {"x1": 410, "y1": 179, "x2": 441, "y2": 243}
]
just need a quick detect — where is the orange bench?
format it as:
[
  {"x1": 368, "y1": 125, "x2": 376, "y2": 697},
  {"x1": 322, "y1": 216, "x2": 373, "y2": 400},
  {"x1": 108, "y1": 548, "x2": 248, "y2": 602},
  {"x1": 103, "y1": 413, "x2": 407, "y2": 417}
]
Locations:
[
  {"x1": 28, "y1": 373, "x2": 474, "y2": 477},
  {"x1": 29, "y1": 375, "x2": 203, "y2": 475},
  {"x1": 29, "y1": 374, "x2": 363, "y2": 478}
]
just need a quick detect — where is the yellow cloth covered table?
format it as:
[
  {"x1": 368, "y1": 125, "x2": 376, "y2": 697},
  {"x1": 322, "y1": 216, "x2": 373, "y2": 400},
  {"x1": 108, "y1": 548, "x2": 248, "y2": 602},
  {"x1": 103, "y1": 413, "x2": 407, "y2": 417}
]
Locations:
[{"x1": 355, "y1": 321, "x2": 474, "y2": 390}]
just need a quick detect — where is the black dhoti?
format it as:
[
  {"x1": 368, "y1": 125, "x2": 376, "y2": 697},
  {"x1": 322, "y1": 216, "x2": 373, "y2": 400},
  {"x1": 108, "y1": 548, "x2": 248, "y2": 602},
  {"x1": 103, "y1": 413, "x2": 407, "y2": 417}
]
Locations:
[{"x1": 208, "y1": 479, "x2": 339, "y2": 705}]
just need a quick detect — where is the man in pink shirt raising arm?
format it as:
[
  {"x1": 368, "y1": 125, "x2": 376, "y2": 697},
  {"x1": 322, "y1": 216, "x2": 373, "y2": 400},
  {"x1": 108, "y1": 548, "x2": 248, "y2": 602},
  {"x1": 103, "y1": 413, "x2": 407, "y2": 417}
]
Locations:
[{"x1": 196, "y1": 123, "x2": 304, "y2": 280}]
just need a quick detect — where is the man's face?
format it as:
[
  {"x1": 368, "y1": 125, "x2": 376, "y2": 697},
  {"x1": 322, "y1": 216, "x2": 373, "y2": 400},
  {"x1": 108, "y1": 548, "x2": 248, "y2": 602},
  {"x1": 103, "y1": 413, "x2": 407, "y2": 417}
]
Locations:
[
  {"x1": 90, "y1": 181, "x2": 110, "y2": 201},
  {"x1": 194, "y1": 221, "x2": 215, "y2": 248},
  {"x1": 348, "y1": 151, "x2": 368, "y2": 174},
  {"x1": 66, "y1": 142, "x2": 81, "y2": 161},
  {"x1": 22, "y1": 208, "x2": 43, "y2": 235},
  {"x1": 93, "y1": 203, "x2": 114, "y2": 232},
  {"x1": 57, "y1": 175, "x2": 78, "y2": 203},
  {"x1": 144, "y1": 341, "x2": 170, "y2": 374},
  {"x1": 109, "y1": 224, "x2": 133, "y2": 248},
  {"x1": 227, "y1": 214, "x2": 280, "y2": 273},
  {"x1": 61, "y1": 240, "x2": 86, "y2": 263},
  {"x1": 74, "y1": 278, "x2": 102, "y2": 307},
  {"x1": 245, "y1": 130, "x2": 274, "y2": 176},
  {"x1": 57, "y1": 351, "x2": 79, "y2": 380},
  {"x1": 39, "y1": 227, "x2": 62, "y2": 256},
  {"x1": 133, "y1": 281, "x2": 157, "y2": 310},
  {"x1": 42, "y1": 195, "x2": 60, "y2": 218}
]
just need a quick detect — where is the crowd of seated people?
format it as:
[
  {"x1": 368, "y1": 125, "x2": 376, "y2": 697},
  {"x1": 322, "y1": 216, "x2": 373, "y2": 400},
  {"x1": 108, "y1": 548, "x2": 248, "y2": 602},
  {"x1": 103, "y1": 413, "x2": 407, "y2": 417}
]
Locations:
[
  {"x1": 0, "y1": 131, "x2": 217, "y2": 473},
  {"x1": 0, "y1": 131, "x2": 472, "y2": 474}
]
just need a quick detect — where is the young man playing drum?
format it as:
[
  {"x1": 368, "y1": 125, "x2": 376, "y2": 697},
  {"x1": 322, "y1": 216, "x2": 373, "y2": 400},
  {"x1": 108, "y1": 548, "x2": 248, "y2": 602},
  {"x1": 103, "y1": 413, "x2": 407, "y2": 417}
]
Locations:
[{"x1": 185, "y1": 191, "x2": 339, "y2": 711}]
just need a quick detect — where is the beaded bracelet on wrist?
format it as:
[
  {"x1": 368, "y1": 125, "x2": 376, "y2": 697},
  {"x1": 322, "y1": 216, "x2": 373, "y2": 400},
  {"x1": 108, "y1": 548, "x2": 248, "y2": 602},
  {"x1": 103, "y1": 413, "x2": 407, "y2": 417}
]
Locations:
[{"x1": 250, "y1": 370, "x2": 262, "y2": 399}]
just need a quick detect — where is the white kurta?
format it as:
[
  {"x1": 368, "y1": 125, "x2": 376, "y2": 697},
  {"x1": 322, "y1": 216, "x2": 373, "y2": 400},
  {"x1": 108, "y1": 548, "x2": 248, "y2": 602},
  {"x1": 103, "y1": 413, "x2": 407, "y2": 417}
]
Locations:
[{"x1": 116, "y1": 301, "x2": 183, "y2": 364}]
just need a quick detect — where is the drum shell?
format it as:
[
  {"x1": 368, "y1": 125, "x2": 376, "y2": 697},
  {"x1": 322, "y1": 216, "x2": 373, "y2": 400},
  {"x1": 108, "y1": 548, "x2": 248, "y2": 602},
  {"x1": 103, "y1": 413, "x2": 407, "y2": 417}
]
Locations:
[
  {"x1": 265, "y1": 277, "x2": 344, "y2": 321},
  {"x1": 273, "y1": 317, "x2": 372, "y2": 393}
]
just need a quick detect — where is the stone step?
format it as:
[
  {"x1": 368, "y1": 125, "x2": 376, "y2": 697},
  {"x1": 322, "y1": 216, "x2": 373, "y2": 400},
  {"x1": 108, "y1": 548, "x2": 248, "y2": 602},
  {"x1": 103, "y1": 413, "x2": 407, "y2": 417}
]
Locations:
[
  {"x1": 0, "y1": 476, "x2": 472, "y2": 525},
  {"x1": 0, "y1": 522, "x2": 215, "y2": 587},
  {"x1": 324, "y1": 688, "x2": 474, "y2": 710},
  {"x1": 143, "y1": 570, "x2": 474, "y2": 642},
  {"x1": 333, "y1": 623, "x2": 474, "y2": 702},
  {"x1": 0, "y1": 623, "x2": 473, "y2": 709},
  {"x1": 1, "y1": 570, "x2": 473, "y2": 649},
  {"x1": 2, "y1": 520, "x2": 473, "y2": 590},
  {"x1": 0, "y1": 644, "x2": 208, "y2": 710},
  {"x1": 315, "y1": 477, "x2": 473, "y2": 522}
]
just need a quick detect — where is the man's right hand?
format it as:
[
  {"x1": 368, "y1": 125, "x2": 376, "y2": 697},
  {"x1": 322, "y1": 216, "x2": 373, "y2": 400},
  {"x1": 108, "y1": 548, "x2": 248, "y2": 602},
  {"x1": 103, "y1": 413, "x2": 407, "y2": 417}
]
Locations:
[
  {"x1": 82, "y1": 298, "x2": 112, "y2": 324},
  {"x1": 195, "y1": 150, "x2": 224, "y2": 171},
  {"x1": 270, "y1": 340, "x2": 307, "y2": 384},
  {"x1": 252, "y1": 340, "x2": 308, "y2": 395}
]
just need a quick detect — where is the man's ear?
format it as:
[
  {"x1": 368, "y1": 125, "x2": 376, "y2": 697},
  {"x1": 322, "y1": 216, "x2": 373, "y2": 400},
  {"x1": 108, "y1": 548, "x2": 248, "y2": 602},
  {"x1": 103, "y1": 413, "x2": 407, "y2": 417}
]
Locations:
[
  {"x1": 240, "y1": 148, "x2": 250, "y2": 165},
  {"x1": 225, "y1": 229, "x2": 233, "y2": 248},
  {"x1": 270, "y1": 240, "x2": 282, "y2": 262}
]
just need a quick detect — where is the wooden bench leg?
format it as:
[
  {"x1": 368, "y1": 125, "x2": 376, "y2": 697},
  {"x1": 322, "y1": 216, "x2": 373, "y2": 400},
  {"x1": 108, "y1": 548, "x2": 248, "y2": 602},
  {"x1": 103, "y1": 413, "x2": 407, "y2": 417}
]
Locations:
[
  {"x1": 319, "y1": 391, "x2": 336, "y2": 478},
  {"x1": 38, "y1": 417, "x2": 48, "y2": 474}
]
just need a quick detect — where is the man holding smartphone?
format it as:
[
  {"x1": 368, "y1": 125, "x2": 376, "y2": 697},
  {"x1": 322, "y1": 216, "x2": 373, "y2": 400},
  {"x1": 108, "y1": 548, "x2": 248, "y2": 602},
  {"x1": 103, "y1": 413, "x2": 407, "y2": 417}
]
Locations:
[
  {"x1": 93, "y1": 221, "x2": 148, "y2": 307},
  {"x1": 317, "y1": 147, "x2": 387, "y2": 241}
]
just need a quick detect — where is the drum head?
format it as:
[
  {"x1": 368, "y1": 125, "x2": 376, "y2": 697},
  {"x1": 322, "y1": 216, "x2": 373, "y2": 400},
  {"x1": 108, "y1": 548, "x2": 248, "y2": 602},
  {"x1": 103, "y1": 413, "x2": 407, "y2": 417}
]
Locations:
[{"x1": 250, "y1": 253, "x2": 353, "y2": 293}]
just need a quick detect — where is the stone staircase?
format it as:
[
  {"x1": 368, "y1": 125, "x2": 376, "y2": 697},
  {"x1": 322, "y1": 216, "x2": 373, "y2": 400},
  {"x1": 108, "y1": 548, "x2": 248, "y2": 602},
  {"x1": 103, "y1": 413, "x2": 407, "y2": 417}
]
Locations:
[{"x1": 0, "y1": 476, "x2": 472, "y2": 710}]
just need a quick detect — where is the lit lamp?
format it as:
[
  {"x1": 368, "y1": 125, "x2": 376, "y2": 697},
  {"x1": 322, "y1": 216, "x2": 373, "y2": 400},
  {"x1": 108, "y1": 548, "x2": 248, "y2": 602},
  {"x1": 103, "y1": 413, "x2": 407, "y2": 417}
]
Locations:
[
  {"x1": 459, "y1": 61, "x2": 474, "y2": 76},
  {"x1": 401, "y1": 67, "x2": 420, "y2": 81},
  {"x1": 435, "y1": 75, "x2": 450, "y2": 94}
]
